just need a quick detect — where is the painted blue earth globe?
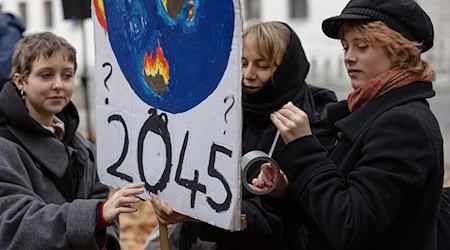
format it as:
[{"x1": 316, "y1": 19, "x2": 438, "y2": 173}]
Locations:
[{"x1": 103, "y1": 0, "x2": 235, "y2": 114}]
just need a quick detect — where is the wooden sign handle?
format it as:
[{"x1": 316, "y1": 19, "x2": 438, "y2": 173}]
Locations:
[{"x1": 159, "y1": 223, "x2": 169, "y2": 250}]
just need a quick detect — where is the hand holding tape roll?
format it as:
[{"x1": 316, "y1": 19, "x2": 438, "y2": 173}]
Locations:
[{"x1": 241, "y1": 130, "x2": 281, "y2": 195}]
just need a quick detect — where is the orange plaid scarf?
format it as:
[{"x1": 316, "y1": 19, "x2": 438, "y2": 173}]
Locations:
[{"x1": 347, "y1": 68, "x2": 421, "y2": 112}]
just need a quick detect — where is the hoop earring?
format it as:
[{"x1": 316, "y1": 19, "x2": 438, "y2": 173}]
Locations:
[{"x1": 20, "y1": 90, "x2": 26, "y2": 101}]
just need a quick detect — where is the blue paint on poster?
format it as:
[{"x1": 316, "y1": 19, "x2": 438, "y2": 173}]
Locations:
[{"x1": 103, "y1": 0, "x2": 234, "y2": 113}]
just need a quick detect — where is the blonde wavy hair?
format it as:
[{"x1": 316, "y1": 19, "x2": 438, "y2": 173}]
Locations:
[{"x1": 243, "y1": 21, "x2": 291, "y2": 75}]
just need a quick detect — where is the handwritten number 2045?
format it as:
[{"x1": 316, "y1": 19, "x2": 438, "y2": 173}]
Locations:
[{"x1": 106, "y1": 108, "x2": 233, "y2": 213}]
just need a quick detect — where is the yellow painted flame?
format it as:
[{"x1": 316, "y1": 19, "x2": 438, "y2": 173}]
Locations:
[{"x1": 143, "y1": 41, "x2": 170, "y2": 85}]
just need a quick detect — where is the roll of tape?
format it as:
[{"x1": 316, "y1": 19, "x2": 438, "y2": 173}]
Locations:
[{"x1": 241, "y1": 150, "x2": 281, "y2": 195}]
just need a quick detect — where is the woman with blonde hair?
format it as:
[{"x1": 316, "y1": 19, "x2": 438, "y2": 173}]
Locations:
[{"x1": 147, "y1": 21, "x2": 338, "y2": 250}]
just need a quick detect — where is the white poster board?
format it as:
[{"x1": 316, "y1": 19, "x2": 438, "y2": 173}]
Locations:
[{"x1": 92, "y1": 0, "x2": 243, "y2": 231}]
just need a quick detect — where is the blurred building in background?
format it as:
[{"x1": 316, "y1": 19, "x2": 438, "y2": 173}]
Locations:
[
  {"x1": 0, "y1": 0, "x2": 448, "y2": 88},
  {"x1": 0, "y1": 0, "x2": 448, "y2": 129}
]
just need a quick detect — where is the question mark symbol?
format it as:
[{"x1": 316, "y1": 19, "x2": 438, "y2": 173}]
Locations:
[
  {"x1": 223, "y1": 95, "x2": 235, "y2": 135},
  {"x1": 102, "y1": 62, "x2": 113, "y2": 105}
]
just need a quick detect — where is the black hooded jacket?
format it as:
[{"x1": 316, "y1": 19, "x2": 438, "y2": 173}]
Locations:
[{"x1": 173, "y1": 23, "x2": 337, "y2": 250}]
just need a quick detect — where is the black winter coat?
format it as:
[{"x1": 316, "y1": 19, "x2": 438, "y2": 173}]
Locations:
[
  {"x1": 438, "y1": 187, "x2": 450, "y2": 250},
  {"x1": 278, "y1": 82, "x2": 443, "y2": 250}
]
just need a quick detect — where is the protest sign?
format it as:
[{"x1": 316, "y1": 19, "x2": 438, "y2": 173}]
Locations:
[{"x1": 93, "y1": 0, "x2": 243, "y2": 231}]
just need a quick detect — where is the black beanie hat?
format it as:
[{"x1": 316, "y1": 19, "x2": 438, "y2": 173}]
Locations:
[{"x1": 322, "y1": 0, "x2": 434, "y2": 52}]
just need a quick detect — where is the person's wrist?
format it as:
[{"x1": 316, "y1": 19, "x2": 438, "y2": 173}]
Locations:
[{"x1": 97, "y1": 202, "x2": 113, "y2": 229}]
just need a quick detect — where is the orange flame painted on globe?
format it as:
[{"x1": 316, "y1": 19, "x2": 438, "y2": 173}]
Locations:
[
  {"x1": 94, "y1": 0, "x2": 107, "y2": 34},
  {"x1": 188, "y1": 6, "x2": 194, "y2": 20},
  {"x1": 142, "y1": 41, "x2": 170, "y2": 94}
]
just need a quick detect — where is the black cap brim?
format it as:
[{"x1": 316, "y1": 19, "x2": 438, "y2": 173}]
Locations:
[{"x1": 322, "y1": 14, "x2": 374, "y2": 39}]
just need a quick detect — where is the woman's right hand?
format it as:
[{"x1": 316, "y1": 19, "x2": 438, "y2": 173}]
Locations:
[
  {"x1": 150, "y1": 193, "x2": 198, "y2": 225},
  {"x1": 271, "y1": 102, "x2": 312, "y2": 144}
]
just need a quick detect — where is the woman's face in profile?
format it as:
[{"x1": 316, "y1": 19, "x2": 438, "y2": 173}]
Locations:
[
  {"x1": 241, "y1": 40, "x2": 275, "y2": 94},
  {"x1": 341, "y1": 29, "x2": 394, "y2": 89}
]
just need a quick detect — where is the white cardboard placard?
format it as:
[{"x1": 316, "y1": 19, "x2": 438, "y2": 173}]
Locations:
[{"x1": 92, "y1": 0, "x2": 243, "y2": 231}]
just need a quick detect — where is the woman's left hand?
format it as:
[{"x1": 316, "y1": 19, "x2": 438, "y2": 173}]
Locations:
[
  {"x1": 271, "y1": 102, "x2": 312, "y2": 144},
  {"x1": 150, "y1": 193, "x2": 199, "y2": 225},
  {"x1": 252, "y1": 163, "x2": 288, "y2": 198}
]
